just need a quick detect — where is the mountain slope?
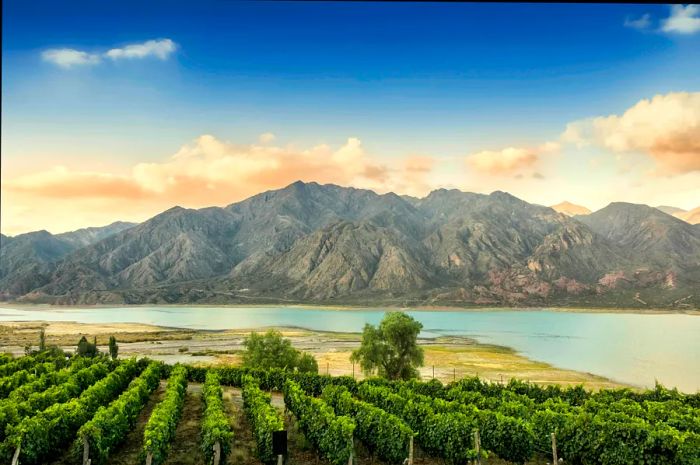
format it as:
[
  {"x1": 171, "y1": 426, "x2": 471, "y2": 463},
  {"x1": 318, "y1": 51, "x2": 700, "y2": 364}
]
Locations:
[
  {"x1": 2, "y1": 182, "x2": 698, "y2": 308},
  {"x1": 577, "y1": 202, "x2": 700, "y2": 270}
]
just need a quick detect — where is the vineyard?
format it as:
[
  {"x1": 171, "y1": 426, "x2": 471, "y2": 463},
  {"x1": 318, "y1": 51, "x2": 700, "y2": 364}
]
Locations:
[{"x1": 0, "y1": 353, "x2": 697, "y2": 465}]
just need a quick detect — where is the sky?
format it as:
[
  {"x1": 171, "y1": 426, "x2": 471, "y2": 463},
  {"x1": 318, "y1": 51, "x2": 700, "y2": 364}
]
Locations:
[{"x1": 2, "y1": 1, "x2": 700, "y2": 235}]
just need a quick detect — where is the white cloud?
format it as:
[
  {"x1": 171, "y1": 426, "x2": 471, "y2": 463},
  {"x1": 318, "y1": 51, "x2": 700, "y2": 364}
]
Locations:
[
  {"x1": 105, "y1": 39, "x2": 177, "y2": 60},
  {"x1": 562, "y1": 92, "x2": 700, "y2": 174},
  {"x1": 661, "y1": 4, "x2": 700, "y2": 34},
  {"x1": 41, "y1": 49, "x2": 100, "y2": 68},
  {"x1": 42, "y1": 39, "x2": 176, "y2": 69},
  {"x1": 624, "y1": 13, "x2": 651, "y2": 30}
]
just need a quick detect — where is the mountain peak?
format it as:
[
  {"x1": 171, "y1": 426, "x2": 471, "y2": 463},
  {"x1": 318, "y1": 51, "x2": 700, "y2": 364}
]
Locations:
[{"x1": 551, "y1": 201, "x2": 592, "y2": 216}]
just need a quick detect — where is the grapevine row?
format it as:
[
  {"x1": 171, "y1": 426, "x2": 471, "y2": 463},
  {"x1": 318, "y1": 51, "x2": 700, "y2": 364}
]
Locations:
[
  {"x1": 241, "y1": 375, "x2": 284, "y2": 464},
  {"x1": 321, "y1": 384, "x2": 413, "y2": 465},
  {"x1": 4, "y1": 358, "x2": 143, "y2": 465},
  {"x1": 74, "y1": 362, "x2": 163, "y2": 465},
  {"x1": 201, "y1": 371, "x2": 234, "y2": 464},
  {"x1": 0, "y1": 360, "x2": 111, "y2": 443},
  {"x1": 142, "y1": 365, "x2": 188, "y2": 465},
  {"x1": 283, "y1": 379, "x2": 355, "y2": 465}
]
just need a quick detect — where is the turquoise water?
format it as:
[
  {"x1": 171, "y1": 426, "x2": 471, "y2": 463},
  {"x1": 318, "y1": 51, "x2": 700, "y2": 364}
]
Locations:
[{"x1": 0, "y1": 305, "x2": 698, "y2": 392}]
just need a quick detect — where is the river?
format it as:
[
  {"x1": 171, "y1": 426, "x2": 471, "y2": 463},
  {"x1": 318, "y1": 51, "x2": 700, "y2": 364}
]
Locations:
[{"x1": 0, "y1": 305, "x2": 698, "y2": 392}]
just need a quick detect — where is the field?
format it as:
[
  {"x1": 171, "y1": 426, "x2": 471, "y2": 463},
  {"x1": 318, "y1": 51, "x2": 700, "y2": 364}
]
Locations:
[
  {"x1": 0, "y1": 321, "x2": 623, "y2": 390},
  {"x1": 0, "y1": 352, "x2": 698, "y2": 465}
]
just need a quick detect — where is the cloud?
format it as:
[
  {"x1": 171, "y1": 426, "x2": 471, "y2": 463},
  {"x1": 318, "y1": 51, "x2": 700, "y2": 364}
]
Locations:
[
  {"x1": 258, "y1": 132, "x2": 276, "y2": 144},
  {"x1": 105, "y1": 39, "x2": 176, "y2": 60},
  {"x1": 41, "y1": 49, "x2": 100, "y2": 68},
  {"x1": 661, "y1": 4, "x2": 700, "y2": 34},
  {"x1": 4, "y1": 135, "x2": 436, "y2": 212},
  {"x1": 562, "y1": 92, "x2": 700, "y2": 174},
  {"x1": 465, "y1": 142, "x2": 558, "y2": 176},
  {"x1": 624, "y1": 13, "x2": 651, "y2": 30},
  {"x1": 42, "y1": 38, "x2": 176, "y2": 68}
]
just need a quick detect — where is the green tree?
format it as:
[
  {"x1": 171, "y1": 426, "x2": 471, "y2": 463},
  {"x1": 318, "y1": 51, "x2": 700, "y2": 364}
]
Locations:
[
  {"x1": 242, "y1": 329, "x2": 318, "y2": 373},
  {"x1": 297, "y1": 352, "x2": 319, "y2": 373},
  {"x1": 108, "y1": 335, "x2": 119, "y2": 360},
  {"x1": 39, "y1": 328, "x2": 46, "y2": 352},
  {"x1": 77, "y1": 336, "x2": 99, "y2": 357},
  {"x1": 351, "y1": 312, "x2": 424, "y2": 380}
]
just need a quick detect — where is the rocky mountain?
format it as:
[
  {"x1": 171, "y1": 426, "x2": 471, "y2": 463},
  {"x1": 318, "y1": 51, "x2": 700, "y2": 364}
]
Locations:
[
  {"x1": 550, "y1": 201, "x2": 592, "y2": 216},
  {"x1": 0, "y1": 221, "x2": 135, "y2": 297},
  {"x1": 2, "y1": 182, "x2": 698, "y2": 309}
]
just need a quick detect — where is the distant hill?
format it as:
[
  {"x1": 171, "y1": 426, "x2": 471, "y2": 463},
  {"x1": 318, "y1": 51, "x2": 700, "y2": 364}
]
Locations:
[
  {"x1": 674, "y1": 206, "x2": 700, "y2": 225},
  {"x1": 656, "y1": 205, "x2": 686, "y2": 216},
  {"x1": 1, "y1": 182, "x2": 698, "y2": 309},
  {"x1": 550, "y1": 201, "x2": 591, "y2": 216}
]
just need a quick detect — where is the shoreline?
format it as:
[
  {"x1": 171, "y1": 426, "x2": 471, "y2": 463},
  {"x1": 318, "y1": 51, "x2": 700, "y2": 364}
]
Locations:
[
  {"x1": 1, "y1": 302, "x2": 697, "y2": 316},
  {"x1": 0, "y1": 320, "x2": 629, "y2": 391}
]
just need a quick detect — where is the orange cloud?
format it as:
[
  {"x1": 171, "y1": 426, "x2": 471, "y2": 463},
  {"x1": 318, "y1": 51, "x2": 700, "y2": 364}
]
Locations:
[
  {"x1": 465, "y1": 141, "x2": 561, "y2": 177},
  {"x1": 561, "y1": 92, "x2": 700, "y2": 174},
  {"x1": 2, "y1": 135, "x2": 437, "y2": 234}
]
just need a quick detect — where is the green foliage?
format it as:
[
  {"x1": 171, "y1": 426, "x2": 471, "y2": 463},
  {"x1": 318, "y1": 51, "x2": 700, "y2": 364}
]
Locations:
[
  {"x1": 283, "y1": 379, "x2": 355, "y2": 465},
  {"x1": 356, "y1": 383, "x2": 479, "y2": 465},
  {"x1": 75, "y1": 362, "x2": 162, "y2": 465},
  {"x1": 350, "y1": 312, "x2": 424, "y2": 380},
  {"x1": 143, "y1": 365, "x2": 188, "y2": 465},
  {"x1": 241, "y1": 375, "x2": 284, "y2": 464},
  {"x1": 0, "y1": 362, "x2": 57, "y2": 398},
  {"x1": 242, "y1": 330, "x2": 318, "y2": 373},
  {"x1": 108, "y1": 336, "x2": 119, "y2": 360},
  {"x1": 322, "y1": 385, "x2": 413, "y2": 464},
  {"x1": 5, "y1": 359, "x2": 141, "y2": 465},
  {"x1": 201, "y1": 372, "x2": 234, "y2": 464},
  {"x1": 77, "y1": 336, "x2": 100, "y2": 357},
  {"x1": 0, "y1": 360, "x2": 110, "y2": 443}
]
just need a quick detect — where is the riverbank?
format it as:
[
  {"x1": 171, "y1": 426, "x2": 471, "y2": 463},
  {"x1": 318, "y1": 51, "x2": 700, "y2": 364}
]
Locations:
[
  {"x1": 0, "y1": 320, "x2": 625, "y2": 390},
  {"x1": 2, "y1": 302, "x2": 697, "y2": 315}
]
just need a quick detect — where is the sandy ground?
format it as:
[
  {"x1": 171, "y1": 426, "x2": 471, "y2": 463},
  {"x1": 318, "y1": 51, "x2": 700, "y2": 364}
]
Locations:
[{"x1": 0, "y1": 320, "x2": 624, "y2": 389}]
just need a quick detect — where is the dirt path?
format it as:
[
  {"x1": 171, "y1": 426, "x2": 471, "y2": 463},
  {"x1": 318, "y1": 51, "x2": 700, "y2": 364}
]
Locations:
[
  {"x1": 225, "y1": 387, "x2": 264, "y2": 465},
  {"x1": 108, "y1": 381, "x2": 167, "y2": 465},
  {"x1": 162, "y1": 383, "x2": 205, "y2": 465}
]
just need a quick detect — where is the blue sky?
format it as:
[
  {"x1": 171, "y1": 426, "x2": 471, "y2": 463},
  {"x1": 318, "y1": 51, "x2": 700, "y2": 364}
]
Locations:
[{"x1": 2, "y1": 1, "x2": 700, "y2": 234}]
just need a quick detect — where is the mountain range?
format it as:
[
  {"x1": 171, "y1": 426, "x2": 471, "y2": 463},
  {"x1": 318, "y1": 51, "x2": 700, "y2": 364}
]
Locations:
[{"x1": 1, "y1": 181, "x2": 699, "y2": 309}]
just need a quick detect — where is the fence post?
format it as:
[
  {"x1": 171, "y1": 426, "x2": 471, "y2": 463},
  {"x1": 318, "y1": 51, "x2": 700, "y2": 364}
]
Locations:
[
  {"x1": 11, "y1": 444, "x2": 21, "y2": 465},
  {"x1": 213, "y1": 441, "x2": 221, "y2": 465},
  {"x1": 146, "y1": 451, "x2": 153, "y2": 465},
  {"x1": 277, "y1": 454, "x2": 284, "y2": 465},
  {"x1": 82, "y1": 437, "x2": 91, "y2": 465},
  {"x1": 408, "y1": 436, "x2": 414, "y2": 465},
  {"x1": 432, "y1": 365, "x2": 435, "y2": 379},
  {"x1": 473, "y1": 429, "x2": 481, "y2": 465},
  {"x1": 453, "y1": 367, "x2": 456, "y2": 382},
  {"x1": 551, "y1": 432, "x2": 558, "y2": 464}
]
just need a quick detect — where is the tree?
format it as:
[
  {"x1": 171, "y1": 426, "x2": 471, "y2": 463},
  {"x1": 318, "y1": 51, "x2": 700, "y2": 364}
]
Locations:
[
  {"x1": 108, "y1": 335, "x2": 119, "y2": 360},
  {"x1": 77, "y1": 336, "x2": 99, "y2": 357},
  {"x1": 297, "y1": 352, "x2": 319, "y2": 373},
  {"x1": 351, "y1": 312, "x2": 424, "y2": 380},
  {"x1": 242, "y1": 329, "x2": 318, "y2": 373},
  {"x1": 39, "y1": 328, "x2": 46, "y2": 352}
]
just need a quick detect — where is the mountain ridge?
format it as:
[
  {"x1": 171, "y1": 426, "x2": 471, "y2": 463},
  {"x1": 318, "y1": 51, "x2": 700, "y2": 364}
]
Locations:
[{"x1": 2, "y1": 182, "x2": 698, "y2": 309}]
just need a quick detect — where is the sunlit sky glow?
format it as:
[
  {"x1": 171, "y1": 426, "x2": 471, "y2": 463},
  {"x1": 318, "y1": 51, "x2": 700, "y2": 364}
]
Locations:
[{"x1": 2, "y1": 1, "x2": 700, "y2": 235}]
